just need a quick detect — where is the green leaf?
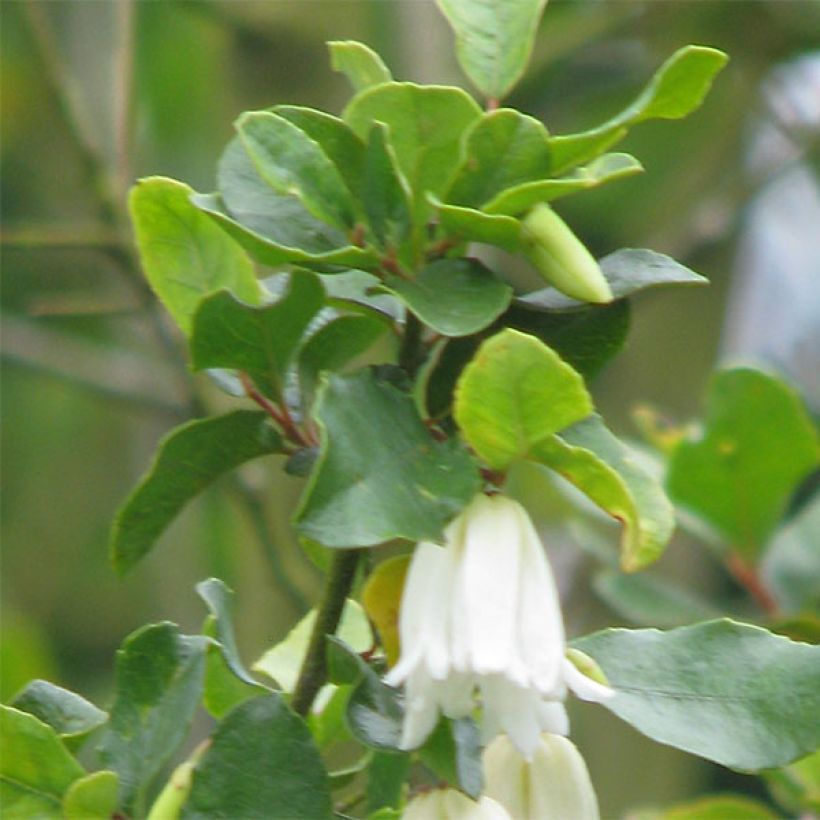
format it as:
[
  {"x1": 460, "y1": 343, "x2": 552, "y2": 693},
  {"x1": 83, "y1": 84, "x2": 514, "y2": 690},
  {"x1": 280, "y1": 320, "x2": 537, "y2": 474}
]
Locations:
[
  {"x1": 62, "y1": 771, "x2": 119, "y2": 820},
  {"x1": 129, "y1": 177, "x2": 262, "y2": 334},
  {"x1": 202, "y1": 617, "x2": 261, "y2": 720},
  {"x1": 434, "y1": 199, "x2": 523, "y2": 251},
  {"x1": 366, "y1": 753, "x2": 410, "y2": 814},
  {"x1": 297, "y1": 370, "x2": 481, "y2": 547},
  {"x1": 320, "y1": 269, "x2": 403, "y2": 321},
  {"x1": 419, "y1": 718, "x2": 483, "y2": 799},
  {"x1": 0, "y1": 706, "x2": 84, "y2": 811},
  {"x1": 380, "y1": 258, "x2": 512, "y2": 337},
  {"x1": 253, "y1": 600, "x2": 371, "y2": 691},
  {"x1": 763, "y1": 747, "x2": 820, "y2": 815},
  {"x1": 190, "y1": 270, "x2": 324, "y2": 399},
  {"x1": 594, "y1": 570, "x2": 720, "y2": 628},
  {"x1": 637, "y1": 795, "x2": 778, "y2": 820},
  {"x1": 667, "y1": 368, "x2": 820, "y2": 558},
  {"x1": 484, "y1": 153, "x2": 644, "y2": 216},
  {"x1": 329, "y1": 40, "x2": 393, "y2": 92},
  {"x1": 436, "y1": 0, "x2": 548, "y2": 101},
  {"x1": 549, "y1": 46, "x2": 728, "y2": 173},
  {"x1": 191, "y1": 192, "x2": 374, "y2": 269},
  {"x1": 532, "y1": 415, "x2": 675, "y2": 571},
  {"x1": 521, "y1": 248, "x2": 708, "y2": 310},
  {"x1": 237, "y1": 111, "x2": 358, "y2": 231},
  {"x1": 446, "y1": 109, "x2": 551, "y2": 208},
  {"x1": 454, "y1": 329, "x2": 592, "y2": 469},
  {"x1": 504, "y1": 300, "x2": 630, "y2": 380},
  {"x1": 97, "y1": 623, "x2": 209, "y2": 814},
  {"x1": 182, "y1": 694, "x2": 333, "y2": 820},
  {"x1": 217, "y1": 137, "x2": 348, "y2": 255},
  {"x1": 111, "y1": 411, "x2": 283, "y2": 574},
  {"x1": 575, "y1": 619, "x2": 820, "y2": 771},
  {"x1": 11, "y1": 680, "x2": 107, "y2": 750},
  {"x1": 361, "y1": 122, "x2": 413, "y2": 252},
  {"x1": 344, "y1": 83, "x2": 481, "y2": 223}
]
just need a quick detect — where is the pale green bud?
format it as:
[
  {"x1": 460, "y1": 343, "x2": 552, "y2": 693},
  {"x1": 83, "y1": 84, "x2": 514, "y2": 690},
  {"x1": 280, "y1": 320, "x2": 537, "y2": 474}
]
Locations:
[
  {"x1": 146, "y1": 761, "x2": 195, "y2": 820},
  {"x1": 521, "y1": 203, "x2": 613, "y2": 304}
]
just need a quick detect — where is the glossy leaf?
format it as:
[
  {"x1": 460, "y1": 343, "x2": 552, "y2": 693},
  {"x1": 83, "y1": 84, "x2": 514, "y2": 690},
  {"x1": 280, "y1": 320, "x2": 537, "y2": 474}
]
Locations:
[
  {"x1": 11, "y1": 680, "x2": 107, "y2": 750},
  {"x1": 237, "y1": 111, "x2": 357, "y2": 230},
  {"x1": 532, "y1": 415, "x2": 675, "y2": 571},
  {"x1": 380, "y1": 258, "x2": 512, "y2": 337},
  {"x1": 0, "y1": 706, "x2": 83, "y2": 814},
  {"x1": 329, "y1": 40, "x2": 392, "y2": 92},
  {"x1": 485, "y1": 153, "x2": 644, "y2": 216},
  {"x1": 454, "y1": 329, "x2": 592, "y2": 469},
  {"x1": 434, "y1": 199, "x2": 523, "y2": 251},
  {"x1": 111, "y1": 411, "x2": 283, "y2": 574},
  {"x1": 129, "y1": 177, "x2": 261, "y2": 334},
  {"x1": 182, "y1": 694, "x2": 333, "y2": 820},
  {"x1": 320, "y1": 268, "x2": 403, "y2": 320},
  {"x1": 437, "y1": 0, "x2": 548, "y2": 100},
  {"x1": 419, "y1": 717, "x2": 483, "y2": 799},
  {"x1": 97, "y1": 623, "x2": 209, "y2": 813},
  {"x1": 446, "y1": 109, "x2": 551, "y2": 208},
  {"x1": 667, "y1": 368, "x2": 820, "y2": 558},
  {"x1": 549, "y1": 46, "x2": 728, "y2": 173},
  {"x1": 520, "y1": 248, "x2": 708, "y2": 310},
  {"x1": 344, "y1": 82, "x2": 481, "y2": 222},
  {"x1": 190, "y1": 270, "x2": 324, "y2": 399},
  {"x1": 575, "y1": 619, "x2": 820, "y2": 771},
  {"x1": 62, "y1": 771, "x2": 119, "y2": 820},
  {"x1": 297, "y1": 370, "x2": 481, "y2": 547}
]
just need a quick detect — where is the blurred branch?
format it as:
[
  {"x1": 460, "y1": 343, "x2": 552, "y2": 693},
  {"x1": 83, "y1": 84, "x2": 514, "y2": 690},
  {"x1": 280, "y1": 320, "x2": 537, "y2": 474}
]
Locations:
[
  {"x1": 1, "y1": 226, "x2": 125, "y2": 251},
  {"x1": 114, "y1": 0, "x2": 136, "y2": 199}
]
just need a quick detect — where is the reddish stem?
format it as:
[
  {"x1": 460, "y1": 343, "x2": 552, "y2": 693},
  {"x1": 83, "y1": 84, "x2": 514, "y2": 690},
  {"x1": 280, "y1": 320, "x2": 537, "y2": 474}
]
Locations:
[
  {"x1": 239, "y1": 372, "x2": 309, "y2": 447},
  {"x1": 726, "y1": 552, "x2": 779, "y2": 616}
]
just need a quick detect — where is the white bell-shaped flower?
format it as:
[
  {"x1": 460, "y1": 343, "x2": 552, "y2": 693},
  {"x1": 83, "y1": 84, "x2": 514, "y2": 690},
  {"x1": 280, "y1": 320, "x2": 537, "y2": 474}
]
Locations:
[
  {"x1": 483, "y1": 732, "x2": 601, "y2": 820},
  {"x1": 402, "y1": 788, "x2": 511, "y2": 820},
  {"x1": 385, "y1": 494, "x2": 612, "y2": 758}
]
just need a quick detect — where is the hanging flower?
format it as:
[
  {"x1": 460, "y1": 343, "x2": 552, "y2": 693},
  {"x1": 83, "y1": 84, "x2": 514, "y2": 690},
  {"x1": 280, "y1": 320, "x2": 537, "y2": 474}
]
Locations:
[
  {"x1": 483, "y1": 732, "x2": 601, "y2": 820},
  {"x1": 402, "y1": 788, "x2": 511, "y2": 820},
  {"x1": 384, "y1": 493, "x2": 613, "y2": 758}
]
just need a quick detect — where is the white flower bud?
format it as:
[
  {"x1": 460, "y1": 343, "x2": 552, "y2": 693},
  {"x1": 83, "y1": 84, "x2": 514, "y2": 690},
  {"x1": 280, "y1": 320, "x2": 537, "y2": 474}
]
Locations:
[{"x1": 402, "y1": 788, "x2": 512, "y2": 820}]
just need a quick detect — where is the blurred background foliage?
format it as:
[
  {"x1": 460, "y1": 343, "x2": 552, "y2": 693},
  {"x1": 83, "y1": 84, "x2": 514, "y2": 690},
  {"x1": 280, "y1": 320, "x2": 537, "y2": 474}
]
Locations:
[{"x1": 1, "y1": 1, "x2": 818, "y2": 815}]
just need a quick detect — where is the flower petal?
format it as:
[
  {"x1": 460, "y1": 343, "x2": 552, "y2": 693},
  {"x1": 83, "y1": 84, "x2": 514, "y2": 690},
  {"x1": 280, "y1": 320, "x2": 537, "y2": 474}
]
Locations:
[{"x1": 563, "y1": 657, "x2": 615, "y2": 702}]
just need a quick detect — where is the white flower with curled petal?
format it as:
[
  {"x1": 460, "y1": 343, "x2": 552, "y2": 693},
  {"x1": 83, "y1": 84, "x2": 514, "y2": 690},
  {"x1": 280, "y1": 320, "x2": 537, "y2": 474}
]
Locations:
[{"x1": 384, "y1": 493, "x2": 613, "y2": 758}]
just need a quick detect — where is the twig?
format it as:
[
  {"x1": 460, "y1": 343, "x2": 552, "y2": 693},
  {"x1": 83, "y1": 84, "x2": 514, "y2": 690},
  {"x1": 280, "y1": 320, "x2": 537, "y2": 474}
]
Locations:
[
  {"x1": 238, "y1": 372, "x2": 309, "y2": 447},
  {"x1": 113, "y1": 0, "x2": 136, "y2": 199},
  {"x1": 726, "y1": 552, "x2": 779, "y2": 617},
  {"x1": 291, "y1": 549, "x2": 361, "y2": 717}
]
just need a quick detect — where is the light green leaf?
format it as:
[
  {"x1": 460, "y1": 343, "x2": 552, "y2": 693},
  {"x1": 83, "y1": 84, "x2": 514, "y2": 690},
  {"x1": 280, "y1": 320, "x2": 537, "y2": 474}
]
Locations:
[
  {"x1": 62, "y1": 771, "x2": 119, "y2": 820},
  {"x1": 253, "y1": 600, "x2": 371, "y2": 691},
  {"x1": 344, "y1": 82, "x2": 481, "y2": 222},
  {"x1": 636, "y1": 795, "x2": 778, "y2": 820},
  {"x1": 446, "y1": 109, "x2": 551, "y2": 208},
  {"x1": 129, "y1": 177, "x2": 262, "y2": 334},
  {"x1": 97, "y1": 623, "x2": 209, "y2": 814},
  {"x1": 532, "y1": 415, "x2": 675, "y2": 571},
  {"x1": 182, "y1": 695, "x2": 333, "y2": 820},
  {"x1": 380, "y1": 258, "x2": 512, "y2": 337},
  {"x1": 11, "y1": 680, "x2": 107, "y2": 751},
  {"x1": 190, "y1": 269, "x2": 325, "y2": 399},
  {"x1": 297, "y1": 370, "x2": 481, "y2": 547},
  {"x1": 454, "y1": 329, "x2": 592, "y2": 469},
  {"x1": 0, "y1": 706, "x2": 84, "y2": 812},
  {"x1": 329, "y1": 40, "x2": 392, "y2": 92},
  {"x1": 484, "y1": 152, "x2": 644, "y2": 216},
  {"x1": 366, "y1": 753, "x2": 410, "y2": 814},
  {"x1": 111, "y1": 411, "x2": 283, "y2": 574},
  {"x1": 763, "y1": 747, "x2": 820, "y2": 815},
  {"x1": 521, "y1": 248, "x2": 708, "y2": 310},
  {"x1": 667, "y1": 368, "x2": 820, "y2": 558},
  {"x1": 434, "y1": 199, "x2": 523, "y2": 251},
  {"x1": 202, "y1": 617, "x2": 261, "y2": 720},
  {"x1": 549, "y1": 46, "x2": 728, "y2": 173},
  {"x1": 237, "y1": 111, "x2": 358, "y2": 230},
  {"x1": 436, "y1": 0, "x2": 548, "y2": 101},
  {"x1": 575, "y1": 619, "x2": 820, "y2": 771}
]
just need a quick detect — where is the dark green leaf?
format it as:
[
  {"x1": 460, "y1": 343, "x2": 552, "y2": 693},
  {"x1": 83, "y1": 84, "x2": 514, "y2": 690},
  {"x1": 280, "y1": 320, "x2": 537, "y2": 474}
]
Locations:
[
  {"x1": 436, "y1": 0, "x2": 548, "y2": 100},
  {"x1": 446, "y1": 109, "x2": 551, "y2": 208},
  {"x1": 62, "y1": 771, "x2": 119, "y2": 820},
  {"x1": 434, "y1": 199, "x2": 523, "y2": 251},
  {"x1": 520, "y1": 248, "x2": 708, "y2": 310},
  {"x1": 575, "y1": 619, "x2": 820, "y2": 771},
  {"x1": 346, "y1": 666, "x2": 404, "y2": 751},
  {"x1": 329, "y1": 40, "x2": 393, "y2": 92},
  {"x1": 667, "y1": 368, "x2": 820, "y2": 558},
  {"x1": 111, "y1": 411, "x2": 283, "y2": 574},
  {"x1": 454, "y1": 329, "x2": 592, "y2": 469},
  {"x1": 381, "y1": 258, "x2": 512, "y2": 337},
  {"x1": 419, "y1": 718, "x2": 483, "y2": 799},
  {"x1": 97, "y1": 623, "x2": 209, "y2": 814},
  {"x1": 532, "y1": 415, "x2": 675, "y2": 571},
  {"x1": 237, "y1": 111, "x2": 358, "y2": 231},
  {"x1": 418, "y1": 336, "x2": 480, "y2": 420},
  {"x1": 11, "y1": 680, "x2": 107, "y2": 750},
  {"x1": 320, "y1": 269, "x2": 403, "y2": 321},
  {"x1": 182, "y1": 694, "x2": 333, "y2": 820},
  {"x1": 190, "y1": 270, "x2": 324, "y2": 399},
  {"x1": 129, "y1": 177, "x2": 262, "y2": 334},
  {"x1": 202, "y1": 623, "x2": 261, "y2": 720},
  {"x1": 297, "y1": 370, "x2": 481, "y2": 547},
  {"x1": 366, "y1": 752, "x2": 410, "y2": 813}
]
